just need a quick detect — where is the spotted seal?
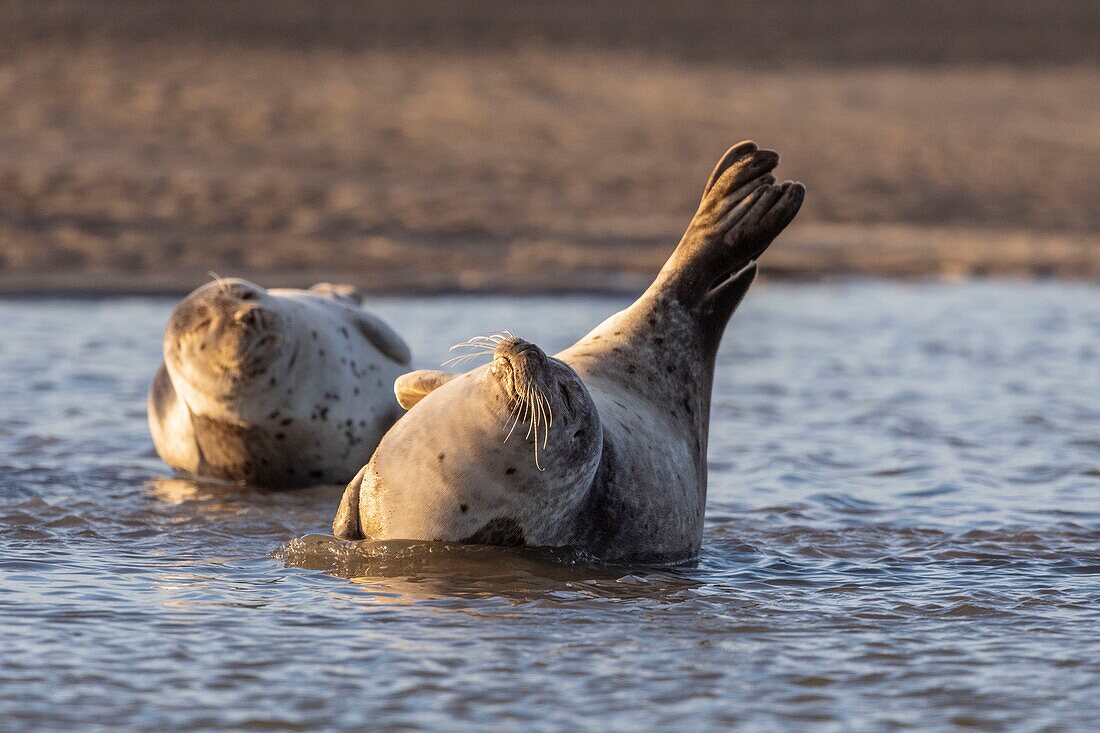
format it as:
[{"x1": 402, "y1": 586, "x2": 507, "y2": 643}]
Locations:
[
  {"x1": 333, "y1": 142, "x2": 804, "y2": 562},
  {"x1": 150, "y1": 278, "x2": 410, "y2": 488}
]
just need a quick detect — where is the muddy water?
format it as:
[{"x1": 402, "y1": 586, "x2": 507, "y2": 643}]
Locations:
[{"x1": 2, "y1": 282, "x2": 1098, "y2": 731}]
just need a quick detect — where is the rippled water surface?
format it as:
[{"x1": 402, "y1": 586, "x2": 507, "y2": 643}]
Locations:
[{"x1": 2, "y1": 282, "x2": 1099, "y2": 732}]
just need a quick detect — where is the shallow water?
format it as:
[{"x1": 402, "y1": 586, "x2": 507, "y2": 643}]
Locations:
[{"x1": 2, "y1": 282, "x2": 1099, "y2": 732}]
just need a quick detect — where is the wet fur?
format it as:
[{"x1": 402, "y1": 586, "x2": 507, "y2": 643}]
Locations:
[
  {"x1": 336, "y1": 143, "x2": 804, "y2": 561},
  {"x1": 149, "y1": 280, "x2": 410, "y2": 488}
]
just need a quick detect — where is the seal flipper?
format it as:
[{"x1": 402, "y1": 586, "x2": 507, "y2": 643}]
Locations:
[
  {"x1": 352, "y1": 312, "x2": 412, "y2": 366},
  {"x1": 308, "y1": 282, "x2": 365, "y2": 306},
  {"x1": 394, "y1": 370, "x2": 456, "y2": 410},
  {"x1": 655, "y1": 144, "x2": 803, "y2": 309},
  {"x1": 148, "y1": 363, "x2": 201, "y2": 474},
  {"x1": 333, "y1": 465, "x2": 368, "y2": 540},
  {"x1": 307, "y1": 282, "x2": 411, "y2": 365}
]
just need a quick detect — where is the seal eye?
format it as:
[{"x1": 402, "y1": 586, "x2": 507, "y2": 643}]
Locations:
[{"x1": 240, "y1": 292, "x2": 255, "y2": 301}]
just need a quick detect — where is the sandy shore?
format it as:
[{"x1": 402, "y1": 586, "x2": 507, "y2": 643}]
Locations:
[{"x1": 1, "y1": 2, "x2": 1097, "y2": 293}]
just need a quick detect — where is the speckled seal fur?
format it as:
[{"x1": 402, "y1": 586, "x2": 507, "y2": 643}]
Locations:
[
  {"x1": 334, "y1": 142, "x2": 804, "y2": 562},
  {"x1": 149, "y1": 279, "x2": 410, "y2": 488}
]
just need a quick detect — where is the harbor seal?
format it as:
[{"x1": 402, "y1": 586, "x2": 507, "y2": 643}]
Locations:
[
  {"x1": 149, "y1": 278, "x2": 410, "y2": 488},
  {"x1": 333, "y1": 142, "x2": 804, "y2": 562}
]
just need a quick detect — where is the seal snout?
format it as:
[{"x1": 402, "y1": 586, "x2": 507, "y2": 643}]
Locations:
[{"x1": 492, "y1": 338, "x2": 549, "y2": 400}]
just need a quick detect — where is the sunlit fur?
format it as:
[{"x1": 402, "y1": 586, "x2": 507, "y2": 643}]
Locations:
[
  {"x1": 336, "y1": 141, "x2": 804, "y2": 561},
  {"x1": 445, "y1": 332, "x2": 554, "y2": 470},
  {"x1": 150, "y1": 277, "x2": 410, "y2": 487}
]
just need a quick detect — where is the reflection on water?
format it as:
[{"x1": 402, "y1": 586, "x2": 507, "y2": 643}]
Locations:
[{"x1": 2, "y1": 283, "x2": 1099, "y2": 731}]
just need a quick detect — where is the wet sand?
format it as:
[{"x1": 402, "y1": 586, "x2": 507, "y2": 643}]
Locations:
[{"x1": 1, "y1": 1, "x2": 1098, "y2": 293}]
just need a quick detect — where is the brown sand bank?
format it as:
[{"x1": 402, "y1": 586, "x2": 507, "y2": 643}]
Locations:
[{"x1": 1, "y1": 2, "x2": 1098, "y2": 293}]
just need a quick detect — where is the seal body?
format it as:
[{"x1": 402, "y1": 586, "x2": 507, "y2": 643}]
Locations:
[
  {"x1": 334, "y1": 142, "x2": 804, "y2": 562},
  {"x1": 150, "y1": 279, "x2": 410, "y2": 488}
]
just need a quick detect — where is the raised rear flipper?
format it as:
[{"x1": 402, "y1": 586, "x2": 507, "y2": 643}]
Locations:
[{"x1": 657, "y1": 142, "x2": 803, "y2": 313}]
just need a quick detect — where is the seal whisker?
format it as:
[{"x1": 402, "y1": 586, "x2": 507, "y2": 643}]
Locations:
[
  {"x1": 448, "y1": 341, "x2": 496, "y2": 352},
  {"x1": 208, "y1": 271, "x2": 230, "y2": 295},
  {"x1": 532, "y1": 388, "x2": 548, "y2": 450},
  {"x1": 448, "y1": 343, "x2": 496, "y2": 352},
  {"x1": 441, "y1": 352, "x2": 493, "y2": 368},
  {"x1": 502, "y1": 383, "x2": 525, "y2": 440},
  {"x1": 543, "y1": 389, "x2": 554, "y2": 430},
  {"x1": 530, "y1": 389, "x2": 544, "y2": 471},
  {"x1": 504, "y1": 385, "x2": 531, "y2": 444},
  {"x1": 525, "y1": 388, "x2": 538, "y2": 442},
  {"x1": 538, "y1": 390, "x2": 552, "y2": 448}
]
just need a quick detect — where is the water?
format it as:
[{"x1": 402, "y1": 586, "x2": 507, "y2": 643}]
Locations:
[{"x1": 2, "y1": 282, "x2": 1099, "y2": 732}]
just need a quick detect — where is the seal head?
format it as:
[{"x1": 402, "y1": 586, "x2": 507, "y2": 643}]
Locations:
[
  {"x1": 165, "y1": 280, "x2": 290, "y2": 402},
  {"x1": 334, "y1": 336, "x2": 602, "y2": 545}
]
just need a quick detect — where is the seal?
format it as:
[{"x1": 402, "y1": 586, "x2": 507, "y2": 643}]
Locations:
[
  {"x1": 333, "y1": 142, "x2": 804, "y2": 562},
  {"x1": 149, "y1": 278, "x2": 411, "y2": 488}
]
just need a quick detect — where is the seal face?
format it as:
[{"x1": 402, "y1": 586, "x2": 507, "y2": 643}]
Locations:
[
  {"x1": 149, "y1": 278, "x2": 411, "y2": 488},
  {"x1": 334, "y1": 142, "x2": 805, "y2": 562}
]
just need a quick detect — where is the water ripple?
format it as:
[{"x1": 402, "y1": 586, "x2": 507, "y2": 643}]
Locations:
[{"x1": 1, "y1": 284, "x2": 1099, "y2": 731}]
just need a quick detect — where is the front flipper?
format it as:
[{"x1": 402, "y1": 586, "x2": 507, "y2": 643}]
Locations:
[
  {"x1": 307, "y1": 282, "x2": 412, "y2": 365},
  {"x1": 394, "y1": 370, "x2": 456, "y2": 410},
  {"x1": 333, "y1": 465, "x2": 368, "y2": 540},
  {"x1": 352, "y1": 311, "x2": 412, "y2": 366},
  {"x1": 148, "y1": 364, "x2": 201, "y2": 474},
  {"x1": 658, "y1": 142, "x2": 804, "y2": 310},
  {"x1": 308, "y1": 282, "x2": 365, "y2": 306}
]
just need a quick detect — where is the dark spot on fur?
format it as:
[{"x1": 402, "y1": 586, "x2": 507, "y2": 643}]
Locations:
[
  {"x1": 275, "y1": 432, "x2": 285, "y2": 440},
  {"x1": 353, "y1": 386, "x2": 361, "y2": 395},
  {"x1": 506, "y1": 467, "x2": 516, "y2": 475},
  {"x1": 280, "y1": 418, "x2": 293, "y2": 426},
  {"x1": 460, "y1": 504, "x2": 469, "y2": 514},
  {"x1": 461, "y1": 517, "x2": 525, "y2": 548},
  {"x1": 311, "y1": 330, "x2": 318, "y2": 339},
  {"x1": 269, "y1": 377, "x2": 277, "y2": 386},
  {"x1": 626, "y1": 364, "x2": 636, "y2": 374},
  {"x1": 309, "y1": 470, "x2": 323, "y2": 479},
  {"x1": 340, "y1": 326, "x2": 350, "y2": 339},
  {"x1": 438, "y1": 452, "x2": 445, "y2": 461}
]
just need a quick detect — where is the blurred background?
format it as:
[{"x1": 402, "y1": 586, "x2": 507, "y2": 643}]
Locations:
[{"x1": 0, "y1": 0, "x2": 1097, "y2": 293}]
